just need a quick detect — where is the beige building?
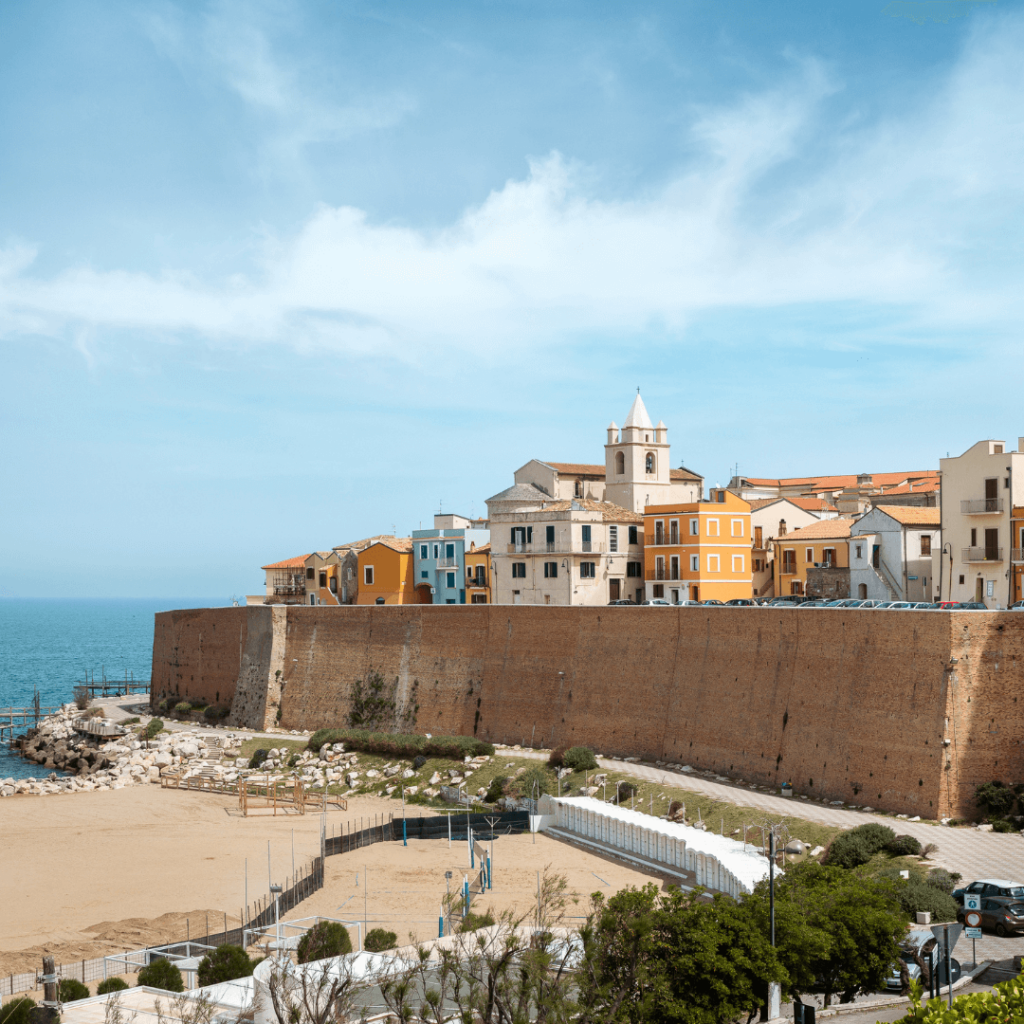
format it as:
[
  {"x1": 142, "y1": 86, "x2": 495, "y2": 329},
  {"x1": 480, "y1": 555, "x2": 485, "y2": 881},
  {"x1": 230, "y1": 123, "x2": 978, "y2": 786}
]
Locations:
[
  {"x1": 487, "y1": 394, "x2": 702, "y2": 518},
  {"x1": 937, "y1": 438, "x2": 1024, "y2": 608},
  {"x1": 729, "y1": 470, "x2": 939, "y2": 513},
  {"x1": 849, "y1": 505, "x2": 940, "y2": 603},
  {"x1": 747, "y1": 498, "x2": 825, "y2": 599},
  {"x1": 489, "y1": 499, "x2": 644, "y2": 605}
]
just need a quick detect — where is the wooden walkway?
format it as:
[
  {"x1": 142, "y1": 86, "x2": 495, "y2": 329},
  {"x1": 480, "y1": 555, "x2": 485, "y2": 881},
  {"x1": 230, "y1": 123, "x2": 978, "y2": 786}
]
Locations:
[
  {"x1": 160, "y1": 770, "x2": 347, "y2": 815},
  {"x1": 0, "y1": 706, "x2": 59, "y2": 740}
]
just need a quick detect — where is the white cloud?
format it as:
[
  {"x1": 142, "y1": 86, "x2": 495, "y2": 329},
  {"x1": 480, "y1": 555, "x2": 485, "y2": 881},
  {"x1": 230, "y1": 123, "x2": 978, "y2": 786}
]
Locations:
[{"x1": 4, "y1": 10, "x2": 1024, "y2": 360}]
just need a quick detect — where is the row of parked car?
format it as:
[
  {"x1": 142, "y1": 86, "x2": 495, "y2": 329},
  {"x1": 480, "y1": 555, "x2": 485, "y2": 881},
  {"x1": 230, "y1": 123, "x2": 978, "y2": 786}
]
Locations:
[{"x1": 610, "y1": 597, "x2": 1024, "y2": 609}]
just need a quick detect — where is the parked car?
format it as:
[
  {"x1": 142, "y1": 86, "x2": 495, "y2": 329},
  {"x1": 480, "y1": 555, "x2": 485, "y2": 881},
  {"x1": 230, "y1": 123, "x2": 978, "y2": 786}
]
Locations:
[
  {"x1": 911, "y1": 602, "x2": 938, "y2": 609},
  {"x1": 798, "y1": 600, "x2": 828, "y2": 608},
  {"x1": 952, "y1": 878, "x2": 1024, "y2": 906},
  {"x1": 830, "y1": 599, "x2": 864, "y2": 608},
  {"x1": 701, "y1": 599, "x2": 724, "y2": 606},
  {"x1": 607, "y1": 599, "x2": 637, "y2": 606},
  {"x1": 1010, "y1": 600, "x2": 1024, "y2": 611},
  {"x1": 858, "y1": 600, "x2": 886, "y2": 609},
  {"x1": 888, "y1": 602, "x2": 914, "y2": 610},
  {"x1": 885, "y1": 930, "x2": 961, "y2": 991},
  {"x1": 640, "y1": 599, "x2": 673, "y2": 606},
  {"x1": 957, "y1": 897, "x2": 1024, "y2": 937},
  {"x1": 725, "y1": 599, "x2": 757, "y2": 606},
  {"x1": 768, "y1": 596, "x2": 807, "y2": 606},
  {"x1": 937, "y1": 601, "x2": 988, "y2": 610}
]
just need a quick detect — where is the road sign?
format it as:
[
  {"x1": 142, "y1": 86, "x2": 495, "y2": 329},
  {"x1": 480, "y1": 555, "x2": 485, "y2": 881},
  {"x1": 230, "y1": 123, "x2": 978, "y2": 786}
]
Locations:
[
  {"x1": 965, "y1": 894, "x2": 981, "y2": 911},
  {"x1": 964, "y1": 910, "x2": 982, "y2": 928},
  {"x1": 931, "y1": 922, "x2": 963, "y2": 952},
  {"x1": 966, "y1": 927, "x2": 982, "y2": 939}
]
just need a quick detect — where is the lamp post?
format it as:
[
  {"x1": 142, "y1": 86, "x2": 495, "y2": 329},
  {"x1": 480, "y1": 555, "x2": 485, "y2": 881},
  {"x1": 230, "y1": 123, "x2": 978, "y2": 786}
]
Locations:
[{"x1": 942, "y1": 542, "x2": 954, "y2": 602}]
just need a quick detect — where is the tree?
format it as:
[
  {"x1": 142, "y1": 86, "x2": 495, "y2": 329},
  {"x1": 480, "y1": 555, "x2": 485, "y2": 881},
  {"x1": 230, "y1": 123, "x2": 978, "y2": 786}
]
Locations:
[
  {"x1": 96, "y1": 978, "x2": 129, "y2": 995},
  {"x1": 197, "y1": 945, "x2": 257, "y2": 986},
  {"x1": 137, "y1": 958, "x2": 184, "y2": 993},
  {"x1": 364, "y1": 928, "x2": 398, "y2": 952},
  {"x1": 745, "y1": 862, "x2": 906, "y2": 1007},
  {"x1": 0, "y1": 999, "x2": 34, "y2": 1024},
  {"x1": 262, "y1": 956, "x2": 363, "y2": 1024},
  {"x1": 297, "y1": 921, "x2": 352, "y2": 963},
  {"x1": 58, "y1": 978, "x2": 90, "y2": 1002},
  {"x1": 579, "y1": 883, "x2": 786, "y2": 1024}
]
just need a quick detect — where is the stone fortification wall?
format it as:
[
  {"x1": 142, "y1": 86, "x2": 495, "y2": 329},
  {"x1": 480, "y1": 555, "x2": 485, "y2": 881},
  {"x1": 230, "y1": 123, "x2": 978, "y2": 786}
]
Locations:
[{"x1": 151, "y1": 605, "x2": 1024, "y2": 818}]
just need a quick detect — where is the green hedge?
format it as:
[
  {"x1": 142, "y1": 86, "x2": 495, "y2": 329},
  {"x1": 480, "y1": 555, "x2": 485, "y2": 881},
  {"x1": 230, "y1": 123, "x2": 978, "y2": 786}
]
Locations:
[
  {"x1": 364, "y1": 928, "x2": 398, "y2": 952},
  {"x1": 96, "y1": 978, "x2": 129, "y2": 995},
  {"x1": 0, "y1": 999, "x2": 34, "y2": 1024},
  {"x1": 58, "y1": 979, "x2": 90, "y2": 1003},
  {"x1": 306, "y1": 729, "x2": 494, "y2": 760},
  {"x1": 895, "y1": 972, "x2": 1024, "y2": 1021}
]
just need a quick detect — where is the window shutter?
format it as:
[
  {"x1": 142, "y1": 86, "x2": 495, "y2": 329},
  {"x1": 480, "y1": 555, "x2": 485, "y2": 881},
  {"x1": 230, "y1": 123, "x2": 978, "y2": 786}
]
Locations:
[{"x1": 527, "y1": 527, "x2": 533, "y2": 542}]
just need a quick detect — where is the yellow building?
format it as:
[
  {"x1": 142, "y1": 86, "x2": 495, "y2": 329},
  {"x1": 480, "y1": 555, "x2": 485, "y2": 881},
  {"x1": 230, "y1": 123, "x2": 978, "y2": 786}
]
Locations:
[
  {"x1": 1013, "y1": 506, "x2": 1024, "y2": 604},
  {"x1": 643, "y1": 489, "x2": 752, "y2": 603},
  {"x1": 464, "y1": 542, "x2": 492, "y2": 604},
  {"x1": 356, "y1": 538, "x2": 416, "y2": 604},
  {"x1": 773, "y1": 518, "x2": 853, "y2": 597}
]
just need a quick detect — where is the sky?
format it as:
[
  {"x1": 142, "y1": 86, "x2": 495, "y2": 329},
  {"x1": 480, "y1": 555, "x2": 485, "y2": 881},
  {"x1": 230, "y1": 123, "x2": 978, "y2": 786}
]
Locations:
[{"x1": 2, "y1": 0, "x2": 1023, "y2": 598}]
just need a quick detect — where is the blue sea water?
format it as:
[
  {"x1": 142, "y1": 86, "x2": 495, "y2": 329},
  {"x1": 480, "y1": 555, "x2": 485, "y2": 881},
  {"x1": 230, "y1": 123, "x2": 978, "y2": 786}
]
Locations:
[{"x1": 0, "y1": 599, "x2": 218, "y2": 780}]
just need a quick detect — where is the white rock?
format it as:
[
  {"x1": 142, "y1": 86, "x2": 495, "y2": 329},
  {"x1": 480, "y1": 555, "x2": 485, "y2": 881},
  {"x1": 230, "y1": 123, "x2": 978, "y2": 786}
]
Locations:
[
  {"x1": 429, "y1": 772, "x2": 442, "y2": 785},
  {"x1": 402, "y1": 769, "x2": 415, "y2": 779},
  {"x1": 366, "y1": 769, "x2": 379, "y2": 778}
]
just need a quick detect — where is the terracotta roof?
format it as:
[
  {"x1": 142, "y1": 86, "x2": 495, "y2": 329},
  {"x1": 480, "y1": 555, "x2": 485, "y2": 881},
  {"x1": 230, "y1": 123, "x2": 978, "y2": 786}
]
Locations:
[
  {"x1": 748, "y1": 499, "x2": 778, "y2": 511},
  {"x1": 262, "y1": 554, "x2": 311, "y2": 570},
  {"x1": 741, "y1": 471, "x2": 939, "y2": 491},
  {"x1": 467, "y1": 542, "x2": 491, "y2": 555},
  {"x1": 775, "y1": 518, "x2": 856, "y2": 542},
  {"x1": 545, "y1": 462, "x2": 607, "y2": 477},
  {"x1": 873, "y1": 480, "x2": 940, "y2": 496},
  {"x1": 788, "y1": 497, "x2": 839, "y2": 512},
  {"x1": 362, "y1": 537, "x2": 413, "y2": 554},
  {"x1": 874, "y1": 505, "x2": 941, "y2": 527},
  {"x1": 537, "y1": 498, "x2": 644, "y2": 523},
  {"x1": 333, "y1": 535, "x2": 399, "y2": 552},
  {"x1": 670, "y1": 466, "x2": 703, "y2": 482}
]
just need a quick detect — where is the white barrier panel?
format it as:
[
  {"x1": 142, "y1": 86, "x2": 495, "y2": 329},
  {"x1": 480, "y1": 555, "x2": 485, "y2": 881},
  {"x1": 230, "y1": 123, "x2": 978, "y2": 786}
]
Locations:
[{"x1": 538, "y1": 795, "x2": 774, "y2": 896}]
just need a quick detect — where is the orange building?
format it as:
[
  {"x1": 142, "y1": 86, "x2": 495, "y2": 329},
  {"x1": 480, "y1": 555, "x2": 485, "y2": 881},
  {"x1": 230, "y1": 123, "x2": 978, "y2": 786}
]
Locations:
[
  {"x1": 643, "y1": 489, "x2": 752, "y2": 603},
  {"x1": 464, "y1": 542, "x2": 492, "y2": 604},
  {"x1": 773, "y1": 518, "x2": 853, "y2": 597},
  {"x1": 356, "y1": 538, "x2": 416, "y2": 604}
]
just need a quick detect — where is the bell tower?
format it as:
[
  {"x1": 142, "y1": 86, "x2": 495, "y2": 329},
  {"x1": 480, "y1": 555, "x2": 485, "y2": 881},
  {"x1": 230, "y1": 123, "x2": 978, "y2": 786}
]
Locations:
[{"x1": 604, "y1": 392, "x2": 672, "y2": 512}]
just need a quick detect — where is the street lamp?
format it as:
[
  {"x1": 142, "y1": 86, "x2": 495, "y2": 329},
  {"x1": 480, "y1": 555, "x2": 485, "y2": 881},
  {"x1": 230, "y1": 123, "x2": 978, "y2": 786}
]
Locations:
[{"x1": 942, "y1": 542, "x2": 954, "y2": 602}]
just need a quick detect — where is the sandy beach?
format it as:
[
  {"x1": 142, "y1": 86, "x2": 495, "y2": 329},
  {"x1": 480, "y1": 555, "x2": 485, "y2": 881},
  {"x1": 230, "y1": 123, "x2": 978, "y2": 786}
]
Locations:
[{"x1": 0, "y1": 786, "x2": 658, "y2": 980}]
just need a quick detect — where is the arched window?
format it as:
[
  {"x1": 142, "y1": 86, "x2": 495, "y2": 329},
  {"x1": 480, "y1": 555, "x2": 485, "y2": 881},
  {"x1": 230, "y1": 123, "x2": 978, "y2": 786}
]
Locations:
[
  {"x1": 574, "y1": 480, "x2": 583, "y2": 498},
  {"x1": 645, "y1": 452, "x2": 656, "y2": 475},
  {"x1": 615, "y1": 451, "x2": 625, "y2": 475}
]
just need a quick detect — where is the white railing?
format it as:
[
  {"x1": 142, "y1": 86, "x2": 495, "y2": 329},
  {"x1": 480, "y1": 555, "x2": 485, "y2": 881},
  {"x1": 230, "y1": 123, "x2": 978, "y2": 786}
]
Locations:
[{"x1": 961, "y1": 498, "x2": 1004, "y2": 514}]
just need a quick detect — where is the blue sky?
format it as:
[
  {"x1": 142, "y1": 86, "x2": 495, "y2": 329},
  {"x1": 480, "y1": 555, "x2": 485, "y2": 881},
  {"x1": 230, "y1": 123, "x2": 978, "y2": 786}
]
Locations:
[{"x1": 2, "y1": 0, "x2": 1022, "y2": 598}]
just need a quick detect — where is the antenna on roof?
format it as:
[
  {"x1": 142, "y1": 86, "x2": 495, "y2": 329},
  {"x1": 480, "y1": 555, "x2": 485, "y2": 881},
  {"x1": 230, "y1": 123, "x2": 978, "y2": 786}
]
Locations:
[{"x1": 637, "y1": 385, "x2": 640, "y2": 394}]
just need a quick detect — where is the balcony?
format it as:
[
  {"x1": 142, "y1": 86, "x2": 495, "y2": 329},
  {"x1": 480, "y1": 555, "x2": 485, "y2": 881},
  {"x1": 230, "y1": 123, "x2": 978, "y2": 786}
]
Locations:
[
  {"x1": 644, "y1": 533, "x2": 682, "y2": 547},
  {"x1": 466, "y1": 573, "x2": 488, "y2": 588},
  {"x1": 645, "y1": 567, "x2": 682, "y2": 581},
  {"x1": 272, "y1": 582, "x2": 305, "y2": 596},
  {"x1": 505, "y1": 542, "x2": 606, "y2": 554},
  {"x1": 781, "y1": 563, "x2": 797, "y2": 575},
  {"x1": 962, "y1": 547, "x2": 1003, "y2": 563},
  {"x1": 961, "y1": 499, "x2": 1004, "y2": 514},
  {"x1": 436, "y1": 556, "x2": 458, "y2": 568},
  {"x1": 1014, "y1": 549, "x2": 1024, "y2": 564}
]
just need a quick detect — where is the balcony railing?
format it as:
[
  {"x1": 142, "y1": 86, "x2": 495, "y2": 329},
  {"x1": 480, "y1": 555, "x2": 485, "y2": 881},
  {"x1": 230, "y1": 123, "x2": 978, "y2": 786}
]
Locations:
[
  {"x1": 1013, "y1": 549, "x2": 1024, "y2": 564},
  {"x1": 781, "y1": 563, "x2": 797, "y2": 575},
  {"x1": 961, "y1": 498, "x2": 1004, "y2": 514},
  {"x1": 272, "y1": 583, "x2": 305, "y2": 596},
  {"x1": 645, "y1": 567, "x2": 682, "y2": 581},
  {"x1": 962, "y1": 547, "x2": 1003, "y2": 562},
  {"x1": 644, "y1": 533, "x2": 682, "y2": 547},
  {"x1": 436, "y1": 556, "x2": 458, "y2": 568},
  {"x1": 505, "y1": 542, "x2": 606, "y2": 554},
  {"x1": 466, "y1": 574, "x2": 488, "y2": 588}
]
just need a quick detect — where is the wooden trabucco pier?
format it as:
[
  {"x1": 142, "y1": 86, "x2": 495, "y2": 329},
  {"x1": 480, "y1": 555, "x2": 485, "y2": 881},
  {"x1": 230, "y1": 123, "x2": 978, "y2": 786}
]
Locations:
[
  {"x1": 0, "y1": 706, "x2": 59, "y2": 742},
  {"x1": 75, "y1": 668, "x2": 150, "y2": 699}
]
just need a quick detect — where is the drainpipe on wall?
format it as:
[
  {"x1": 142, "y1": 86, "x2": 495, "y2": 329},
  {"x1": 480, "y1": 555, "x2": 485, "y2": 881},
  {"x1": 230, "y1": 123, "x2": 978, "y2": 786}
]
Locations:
[{"x1": 1008, "y1": 461, "x2": 1014, "y2": 609}]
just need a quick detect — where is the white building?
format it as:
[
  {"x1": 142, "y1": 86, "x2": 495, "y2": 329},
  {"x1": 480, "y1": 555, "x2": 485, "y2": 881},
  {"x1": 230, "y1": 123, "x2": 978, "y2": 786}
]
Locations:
[
  {"x1": 849, "y1": 505, "x2": 940, "y2": 603},
  {"x1": 747, "y1": 498, "x2": 827, "y2": 598}
]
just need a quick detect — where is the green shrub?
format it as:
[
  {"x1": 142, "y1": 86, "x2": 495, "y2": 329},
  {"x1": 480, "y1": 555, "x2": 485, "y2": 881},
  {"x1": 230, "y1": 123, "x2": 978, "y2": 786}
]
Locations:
[
  {"x1": 886, "y1": 834, "x2": 923, "y2": 857},
  {"x1": 142, "y1": 719, "x2": 163, "y2": 741},
  {"x1": 563, "y1": 746, "x2": 598, "y2": 771},
  {"x1": 197, "y1": 945, "x2": 256, "y2": 986},
  {"x1": 824, "y1": 823, "x2": 897, "y2": 869},
  {"x1": 122, "y1": 717, "x2": 140, "y2": 725},
  {"x1": 615, "y1": 781, "x2": 637, "y2": 804},
  {"x1": 306, "y1": 728, "x2": 493, "y2": 760},
  {"x1": 485, "y1": 776, "x2": 508, "y2": 803},
  {"x1": 992, "y1": 817, "x2": 1017, "y2": 833},
  {"x1": 297, "y1": 921, "x2": 352, "y2": 963},
  {"x1": 364, "y1": 928, "x2": 398, "y2": 952},
  {"x1": 58, "y1": 978, "x2": 90, "y2": 1003},
  {"x1": 204, "y1": 705, "x2": 229, "y2": 722},
  {"x1": 137, "y1": 958, "x2": 184, "y2": 992},
  {"x1": 287, "y1": 753, "x2": 300, "y2": 768},
  {"x1": 459, "y1": 910, "x2": 495, "y2": 933},
  {"x1": 0, "y1": 998, "x2": 35, "y2": 1024},
  {"x1": 248, "y1": 748, "x2": 270, "y2": 770},
  {"x1": 173, "y1": 701, "x2": 192, "y2": 714},
  {"x1": 976, "y1": 780, "x2": 1017, "y2": 819},
  {"x1": 96, "y1": 977, "x2": 129, "y2": 994},
  {"x1": 512, "y1": 764, "x2": 553, "y2": 798},
  {"x1": 926, "y1": 868, "x2": 961, "y2": 894},
  {"x1": 895, "y1": 879, "x2": 958, "y2": 922}
]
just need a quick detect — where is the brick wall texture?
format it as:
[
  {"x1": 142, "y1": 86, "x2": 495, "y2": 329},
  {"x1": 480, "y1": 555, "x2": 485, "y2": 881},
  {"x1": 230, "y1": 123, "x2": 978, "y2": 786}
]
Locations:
[{"x1": 150, "y1": 606, "x2": 1024, "y2": 819}]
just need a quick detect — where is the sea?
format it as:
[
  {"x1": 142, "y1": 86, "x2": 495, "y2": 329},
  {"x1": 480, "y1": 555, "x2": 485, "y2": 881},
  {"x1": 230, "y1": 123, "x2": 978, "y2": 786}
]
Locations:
[{"x1": 0, "y1": 598, "x2": 219, "y2": 781}]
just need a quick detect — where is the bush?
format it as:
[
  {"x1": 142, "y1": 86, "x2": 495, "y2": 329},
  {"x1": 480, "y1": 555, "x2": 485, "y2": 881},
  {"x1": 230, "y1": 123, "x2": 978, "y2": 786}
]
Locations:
[
  {"x1": 248, "y1": 748, "x2": 270, "y2": 770},
  {"x1": 197, "y1": 945, "x2": 256, "y2": 986},
  {"x1": 886, "y1": 834, "x2": 923, "y2": 857},
  {"x1": 459, "y1": 910, "x2": 495, "y2": 933},
  {"x1": 58, "y1": 978, "x2": 90, "y2": 1002},
  {"x1": 204, "y1": 705, "x2": 229, "y2": 722},
  {"x1": 548, "y1": 745, "x2": 566, "y2": 769},
  {"x1": 96, "y1": 977, "x2": 129, "y2": 994},
  {"x1": 485, "y1": 776, "x2": 508, "y2": 803},
  {"x1": 287, "y1": 753, "x2": 300, "y2": 768},
  {"x1": 364, "y1": 928, "x2": 398, "y2": 952},
  {"x1": 306, "y1": 728, "x2": 493, "y2": 761},
  {"x1": 896, "y1": 879, "x2": 959, "y2": 922},
  {"x1": 563, "y1": 746, "x2": 598, "y2": 772},
  {"x1": 614, "y1": 781, "x2": 637, "y2": 804},
  {"x1": 513, "y1": 764, "x2": 553, "y2": 798},
  {"x1": 413, "y1": 755, "x2": 426, "y2": 770},
  {"x1": 976, "y1": 780, "x2": 1017, "y2": 819},
  {"x1": 73, "y1": 685, "x2": 91, "y2": 711},
  {"x1": 0, "y1": 998, "x2": 34, "y2": 1024},
  {"x1": 992, "y1": 818, "x2": 1017, "y2": 833},
  {"x1": 142, "y1": 719, "x2": 163, "y2": 741},
  {"x1": 926, "y1": 868, "x2": 962, "y2": 894},
  {"x1": 137, "y1": 958, "x2": 184, "y2": 992},
  {"x1": 824, "y1": 823, "x2": 897, "y2": 869},
  {"x1": 173, "y1": 701, "x2": 192, "y2": 715},
  {"x1": 297, "y1": 921, "x2": 352, "y2": 963}
]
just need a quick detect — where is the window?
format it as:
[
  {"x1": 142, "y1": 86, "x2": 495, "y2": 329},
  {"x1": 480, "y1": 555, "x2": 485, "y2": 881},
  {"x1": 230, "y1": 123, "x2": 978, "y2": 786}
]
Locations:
[
  {"x1": 970, "y1": 528, "x2": 977, "y2": 547},
  {"x1": 690, "y1": 519, "x2": 699, "y2": 536},
  {"x1": 512, "y1": 562, "x2": 526, "y2": 579},
  {"x1": 858, "y1": 583, "x2": 868, "y2": 599},
  {"x1": 546, "y1": 525, "x2": 555, "y2": 544},
  {"x1": 364, "y1": 566, "x2": 374, "y2": 585},
  {"x1": 615, "y1": 451, "x2": 625, "y2": 475},
  {"x1": 582, "y1": 524, "x2": 592, "y2": 551},
  {"x1": 959, "y1": 574, "x2": 965, "y2": 585},
  {"x1": 626, "y1": 562, "x2": 641, "y2": 577},
  {"x1": 580, "y1": 561, "x2": 596, "y2": 578},
  {"x1": 654, "y1": 519, "x2": 665, "y2": 544},
  {"x1": 920, "y1": 534, "x2": 931, "y2": 556},
  {"x1": 669, "y1": 519, "x2": 679, "y2": 544},
  {"x1": 653, "y1": 584, "x2": 664, "y2": 598},
  {"x1": 629, "y1": 526, "x2": 638, "y2": 545},
  {"x1": 805, "y1": 547, "x2": 814, "y2": 563},
  {"x1": 574, "y1": 480, "x2": 583, "y2": 497},
  {"x1": 420, "y1": 544, "x2": 428, "y2": 559},
  {"x1": 732, "y1": 555, "x2": 743, "y2": 572},
  {"x1": 544, "y1": 561, "x2": 558, "y2": 578},
  {"x1": 433, "y1": 543, "x2": 440, "y2": 559},
  {"x1": 995, "y1": 445, "x2": 1004, "y2": 454},
  {"x1": 855, "y1": 544, "x2": 863, "y2": 560},
  {"x1": 446, "y1": 572, "x2": 456, "y2": 588},
  {"x1": 669, "y1": 555, "x2": 679, "y2": 580},
  {"x1": 707, "y1": 519, "x2": 720, "y2": 537},
  {"x1": 645, "y1": 452, "x2": 655, "y2": 475},
  {"x1": 690, "y1": 554, "x2": 699, "y2": 571},
  {"x1": 707, "y1": 554, "x2": 720, "y2": 572},
  {"x1": 421, "y1": 570, "x2": 428, "y2": 579},
  {"x1": 782, "y1": 550, "x2": 796, "y2": 574},
  {"x1": 306, "y1": 567, "x2": 315, "y2": 580},
  {"x1": 319, "y1": 572, "x2": 327, "y2": 588},
  {"x1": 731, "y1": 519, "x2": 744, "y2": 538},
  {"x1": 778, "y1": 520, "x2": 787, "y2": 536},
  {"x1": 822, "y1": 548, "x2": 835, "y2": 567},
  {"x1": 754, "y1": 526, "x2": 763, "y2": 548},
  {"x1": 609, "y1": 525, "x2": 618, "y2": 552},
  {"x1": 446, "y1": 543, "x2": 455, "y2": 559}
]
